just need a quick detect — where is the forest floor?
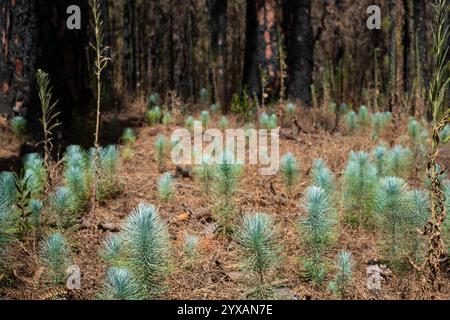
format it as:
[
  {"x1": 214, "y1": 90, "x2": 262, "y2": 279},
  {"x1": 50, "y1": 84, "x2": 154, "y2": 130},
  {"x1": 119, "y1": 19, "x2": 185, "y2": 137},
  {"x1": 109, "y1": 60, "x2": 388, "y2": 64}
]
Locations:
[{"x1": 0, "y1": 103, "x2": 449, "y2": 300}]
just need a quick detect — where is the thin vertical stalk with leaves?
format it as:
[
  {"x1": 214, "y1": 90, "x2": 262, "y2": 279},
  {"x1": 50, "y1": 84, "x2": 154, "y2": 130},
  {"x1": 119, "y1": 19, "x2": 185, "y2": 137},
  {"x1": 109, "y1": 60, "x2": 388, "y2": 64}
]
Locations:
[
  {"x1": 90, "y1": 0, "x2": 111, "y2": 212},
  {"x1": 418, "y1": 0, "x2": 449, "y2": 293},
  {"x1": 36, "y1": 69, "x2": 60, "y2": 190}
]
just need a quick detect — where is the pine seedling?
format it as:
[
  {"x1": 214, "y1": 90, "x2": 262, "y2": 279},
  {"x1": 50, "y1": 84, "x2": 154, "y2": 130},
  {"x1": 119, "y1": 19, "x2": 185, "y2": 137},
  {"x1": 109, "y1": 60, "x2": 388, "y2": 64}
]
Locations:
[
  {"x1": 328, "y1": 251, "x2": 354, "y2": 298},
  {"x1": 405, "y1": 189, "x2": 429, "y2": 265},
  {"x1": 0, "y1": 193, "x2": 14, "y2": 245},
  {"x1": 154, "y1": 135, "x2": 168, "y2": 169},
  {"x1": 358, "y1": 105, "x2": 370, "y2": 127},
  {"x1": 311, "y1": 158, "x2": 335, "y2": 199},
  {"x1": 0, "y1": 172, "x2": 17, "y2": 209},
  {"x1": 185, "y1": 116, "x2": 195, "y2": 133},
  {"x1": 194, "y1": 156, "x2": 217, "y2": 196},
  {"x1": 183, "y1": 234, "x2": 199, "y2": 265},
  {"x1": 64, "y1": 166, "x2": 89, "y2": 212},
  {"x1": 148, "y1": 93, "x2": 160, "y2": 108},
  {"x1": 99, "y1": 267, "x2": 142, "y2": 300},
  {"x1": 0, "y1": 173, "x2": 16, "y2": 262},
  {"x1": 158, "y1": 173, "x2": 175, "y2": 202},
  {"x1": 29, "y1": 199, "x2": 43, "y2": 233},
  {"x1": 14, "y1": 173, "x2": 32, "y2": 238},
  {"x1": 118, "y1": 203, "x2": 171, "y2": 298},
  {"x1": 344, "y1": 111, "x2": 359, "y2": 135},
  {"x1": 101, "y1": 234, "x2": 122, "y2": 265},
  {"x1": 299, "y1": 186, "x2": 337, "y2": 284},
  {"x1": 10, "y1": 116, "x2": 27, "y2": 139},
  {"x1": 371, "y1": 112, "x2": 390, "y2": 141},
  {"x1": 279, "y1": 153, "x2": 300, "y2": 197},
  {"x1": 213, "y1": 155, "x2": 242, "y2": 233},
  {"x1": 343, "y1": 151, "x2": 378, "y2": 228},
  {"x1": 96, "y1": 145, "x2": 122, "y2": 201},
  {"x1": 63, "y1": 145, "x2": 91, "y2": 210},
  {"x1": 162, "y1": 111, "x2": 173, "y2": 126},
  {"x1": 339, "y1": 103, "x2": 348, "y2": 115},
  {"x1": 372, "y1": 145, "x2": 388, "y2": 177},
  {"x1": 49, "y1": 187, "x2": 75, "y2": 228},
  {"x1": 200, "y1": 88, "x2": 209, "y2": 102},
  {"x1": 146, "y1": 106, "x2": 162, "y2": 126},
  {"x1": 385, "y1": 145, "x2": 413, "y2": 178},
  {"x1": 200, "y1": 111, "x2": 211, "y2": 128},
  {"x1": 219, "y1": 116, "x2": 229, "y2": 131},
  {"x1": 259, "y1": 113, "x2": 277, "y2": 130},
  {"x1": 210, "y1": 103, "x2": 220, "y2": 115},
  {"x1": 23, "y1": 153, "x2": 46, "y2": 196},
  {"x1": 382, "y1": 112, "x2": 393, "y2": 126},
  {"x1": 284, "y1": 103, "x2": 297, "y2": 126},
  {"x1": 408, "y1": 119, "x2": 428, "y2": 171},
  {"x1": 38, "y1": 232, "x2": 71, "y2": 285},
  {"x1": 236, "y1": 213, "x2": 281, "y2": 298},
  {"x1": 375, "y1": 177, "x2": 410, "y2": 271},
  {"x1": 121, "y1": 128, "x2": 136, "y2": 146}
]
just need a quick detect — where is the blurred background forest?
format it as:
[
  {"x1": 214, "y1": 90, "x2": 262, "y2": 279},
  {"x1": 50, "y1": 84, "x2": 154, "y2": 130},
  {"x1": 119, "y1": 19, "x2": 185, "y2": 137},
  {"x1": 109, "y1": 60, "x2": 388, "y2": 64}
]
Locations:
[{"x1": 0, "y1": 0, "x2": 443, "y2": 142}]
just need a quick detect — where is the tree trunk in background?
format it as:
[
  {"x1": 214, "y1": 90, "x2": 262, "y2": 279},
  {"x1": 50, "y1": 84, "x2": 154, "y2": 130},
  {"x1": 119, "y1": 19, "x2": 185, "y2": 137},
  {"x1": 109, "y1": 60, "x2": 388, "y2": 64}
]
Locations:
[
  {"x1": 0, "y1": 0, "x2": 38, "y2": 116},
  {"x1": 403, "y1": 0, "x2": 411, "y2": 95},
  {"x1": 123, "y1": 0, "x2": 137, "y2": 94},
  {"x1": 284, "y1": 0, "x2": 313, "y2": 107},
  {"x1": 35, "y1": 0, "x2": 91, "y2": 124},
  {"x1": 243, "y1": 0, "x2": 280, "y2": 101},
  {"x1": 413, "y1": 0, "x2": 429, "y2": 90},
  {"x1": 0, "y1": 0, "x2": 91, "y2": 124},
  {"x1": 208, "y1": 0, "x2": 228, "y2": 111}
]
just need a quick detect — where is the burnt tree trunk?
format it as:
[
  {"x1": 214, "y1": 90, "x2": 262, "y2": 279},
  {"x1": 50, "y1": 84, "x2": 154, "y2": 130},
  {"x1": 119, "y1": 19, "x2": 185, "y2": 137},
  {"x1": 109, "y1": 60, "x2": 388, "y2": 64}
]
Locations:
[
  {"x1": 0, "y1": 0, "x2": 38, "y2": 116},
  {"x1": 0, "y1": 0, "x2": 91, "y2": 125},
  {"x1": 208, "y1": 0, "x2": 228, "y2": 111},
  {"x1": 284, "y1": 0, "x2": 313, "y2": 107},
  {"x1": 123, "y1": 0, "x2": 137, "y2": 94},
  {"x1": 413, "y1": 0, "x2": 429, "y2": 91},
  {"x1": 243, "y1": 0, "x2": 280, "y2": 101}
]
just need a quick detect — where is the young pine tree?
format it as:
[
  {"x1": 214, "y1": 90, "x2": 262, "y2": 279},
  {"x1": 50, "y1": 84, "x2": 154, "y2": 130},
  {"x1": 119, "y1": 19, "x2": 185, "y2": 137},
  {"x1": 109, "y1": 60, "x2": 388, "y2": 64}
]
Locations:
[
  {"x1": 372, "y1": 145, "x2": 388, "y2": 177},
  {"x1": 194, "y1": 155, "x2": 217, "y2": 196},
  {"x1": 236, "y1": 213, "x2": 281, "y2": 298},
  {"x1": 23, "y1": 153, "x2": 46, "y2": 197},
  {"x1": 405, "y1": 189, "x2": 429, "y2": 265},
  {"x1": 343, "y1": 152, "x2": 378, "y2": 228},
  {"x1": 328, "y1": 251, "x2": 354, "y2": 298},
  {"x1": 375, "y1": 177, "x2": 410, "y2": 271},
  {"x1": 213, "y1": 155, "x2": 242, "y2": 233},
  {"x1": 158, "y1": 173, "x2": 175, "y2": 202},
  {"x1": 279, "y1": 153, "x2": 300, "y2": 197},
  {"x1": 311, "y1": 158, "x2": 336, "y2": 199},
  {"x1": 104, "y1": 203, "x2": 171, "y2": 298},
  {"x1": 99, "y1": 267, "x2": 142, "y2": 300},
  {"x1": 38, "y1": 233, "x2": 71, "y2": 285},
  {"x1": 385, "y1": 145, "x2": 413, "y2": 178},
  {"x1": 299, "y1": 186, "x2": 337, "y2": 284}
]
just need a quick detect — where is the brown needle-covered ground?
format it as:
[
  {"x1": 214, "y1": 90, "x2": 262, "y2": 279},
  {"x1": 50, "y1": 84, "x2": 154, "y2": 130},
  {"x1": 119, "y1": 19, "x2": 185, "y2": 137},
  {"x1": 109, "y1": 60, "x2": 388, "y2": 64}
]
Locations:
[{"x1": 0, "y1": 105, "x2": 449, "y2": 300}]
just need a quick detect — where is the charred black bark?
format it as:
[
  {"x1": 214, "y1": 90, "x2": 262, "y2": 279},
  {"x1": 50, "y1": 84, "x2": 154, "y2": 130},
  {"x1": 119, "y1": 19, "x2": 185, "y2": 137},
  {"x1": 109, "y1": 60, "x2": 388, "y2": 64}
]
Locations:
[
  {"x1": 284, "y1": 0, "x2": 313, "y2": 107},
  {"x1": 413, "y1": 0, "x2": 429, "y2": 90},
  {"x1": 0, "y1": 0, "x2": 91, "y2": 125},
  {"x1": 208, "y1": 0, "x2": 228, "y2": 110},
  {"x1": 123, "y1": 0, "x2": 137, "y2": 94},
  {"x1": 243, "y1": 0, "x2": 280, "y2": 100},
  {"x1": 0, "y1": 0, "x2": 38, "y2": 116}
]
